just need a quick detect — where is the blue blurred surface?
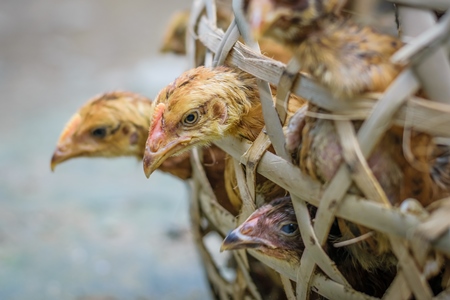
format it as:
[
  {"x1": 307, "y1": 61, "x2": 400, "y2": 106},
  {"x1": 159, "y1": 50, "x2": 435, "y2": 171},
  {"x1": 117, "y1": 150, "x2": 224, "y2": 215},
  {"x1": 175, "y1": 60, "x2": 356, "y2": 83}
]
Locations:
[{"x1": 0, "y1": 0, "x2": 211, "y2": 299}]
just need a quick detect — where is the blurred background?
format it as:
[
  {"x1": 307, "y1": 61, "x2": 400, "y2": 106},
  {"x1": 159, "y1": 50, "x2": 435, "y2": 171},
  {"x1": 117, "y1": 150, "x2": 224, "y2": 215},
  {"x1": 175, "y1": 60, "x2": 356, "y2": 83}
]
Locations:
[{"x1": 0, "y1": 0, "x2": 213, "y2": 299}]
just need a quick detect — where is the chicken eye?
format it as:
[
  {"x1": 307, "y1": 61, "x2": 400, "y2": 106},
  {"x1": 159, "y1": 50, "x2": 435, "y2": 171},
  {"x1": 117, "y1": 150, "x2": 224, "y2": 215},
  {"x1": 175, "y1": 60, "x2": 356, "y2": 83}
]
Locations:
[
  {"x1": 280, "y1": 223, "x2": 298, "y2": 235},
  {"x1": 182, "y1": 110, "x2": 200, "y2": 126},
  {"x1": 91, "y1": 127, "x2": 107, "y2": 138}
]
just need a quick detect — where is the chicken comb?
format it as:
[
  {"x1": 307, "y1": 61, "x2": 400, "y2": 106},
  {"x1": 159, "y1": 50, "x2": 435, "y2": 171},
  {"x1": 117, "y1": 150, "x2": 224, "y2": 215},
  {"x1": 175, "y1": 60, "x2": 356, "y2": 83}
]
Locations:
[
  {"x1": 149, "y1": 103, "x2": 166, "y2": 134},
  {"x1": 58, "y1": 113, "x2": 81, "y2": 142}
]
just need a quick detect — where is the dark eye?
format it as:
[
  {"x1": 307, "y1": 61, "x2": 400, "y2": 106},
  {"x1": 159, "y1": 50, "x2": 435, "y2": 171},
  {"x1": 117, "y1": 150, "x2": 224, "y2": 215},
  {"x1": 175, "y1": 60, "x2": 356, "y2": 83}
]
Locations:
[
  {"x1": 280, "y1": 223, "x2": 298, "y2": 235},
  {"x1": 182, "y1": 110, "x2": 200, "y2": 126},
  {"x1": 91, "y1": 127, "x2": 107, "y2": 138}
]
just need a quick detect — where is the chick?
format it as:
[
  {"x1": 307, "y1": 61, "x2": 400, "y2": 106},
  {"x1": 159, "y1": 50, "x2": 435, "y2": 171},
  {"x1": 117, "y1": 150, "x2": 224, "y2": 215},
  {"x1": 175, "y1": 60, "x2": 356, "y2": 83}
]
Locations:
[
  {"x1": 160, "y1": 8, "x2": 294, "y2": 63},
  {"x1": 143, "y1": 66, "x2": 306, "y2": 211},
  {"x1": 50, "y1": 91, "x2": 194, "y2": 179},
  {"x1": 246, "y1": 0, "x2": 402, "y2": 98},
  {"x1": 221, "y1": 196, "x2": 396, "y2": 298}
]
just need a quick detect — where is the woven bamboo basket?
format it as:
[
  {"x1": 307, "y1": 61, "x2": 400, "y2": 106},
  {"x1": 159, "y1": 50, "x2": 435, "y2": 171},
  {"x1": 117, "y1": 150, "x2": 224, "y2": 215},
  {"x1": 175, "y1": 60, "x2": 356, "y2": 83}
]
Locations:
[{"x1": 183, "y1": 0, "x2": 450, "y2": 299}]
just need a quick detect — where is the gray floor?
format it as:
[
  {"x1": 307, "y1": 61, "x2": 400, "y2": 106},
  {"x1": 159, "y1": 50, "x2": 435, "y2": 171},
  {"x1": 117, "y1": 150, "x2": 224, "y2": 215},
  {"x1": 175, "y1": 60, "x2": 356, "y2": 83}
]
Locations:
[{"x1": 0, "y1": 0, "x2": 213, "y2": 299}]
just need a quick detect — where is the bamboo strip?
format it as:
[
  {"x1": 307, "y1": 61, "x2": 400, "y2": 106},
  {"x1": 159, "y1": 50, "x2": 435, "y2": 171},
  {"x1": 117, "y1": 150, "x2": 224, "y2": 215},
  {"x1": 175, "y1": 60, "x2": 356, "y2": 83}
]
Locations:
[
  {"x1": 382, "y1": 272, "x2": 415, "y2": 300},
  {"x1": 334, "y1": 120, "x2": 390, "y2": 205},
  {"x1": 233, "y1": 158, "x2": 256, "y2": 218},
  {"x1": 233, "y1": 252, "x2": 263, "y2": 300},
  {"x1": 276, "y1": 57, "x2": 302, "y2": 124},
  {"x1": 386, "y1": 206, "x2": 430, "y2": 299},
  {"x1": 212, "y1": 19, "x2": 240, "y2": 67},
  {"x1": 398, "y1": 7, "x2": 450, "y2": 103},
  {"x1": 198, "y1": 189, "x2": 235, "y2": 236},
  {"x1": 190, "y1": 162, "x2": 235, "y2": 299},
  {"x1": 436, "y1": 289, "x2": 450, "y2": 299},
  {"x1": 309, "y1": 68, "x2": 417, "y2": 261},
  {"x1": 193, "y1": 147, "x2": 264, "y2": 299},
  {"x1": 399, "y1": 98, "x2": 450, "y2": 137},
  {"x1": 392, "y1": 10, "x2": 450, "y2": 65},
  {"x1": 203, "y1": 0, "x2": 217, "y2": 67},
  {"x1": 416, "y1": 198, "x2": 450, "y2": 242},
  {"x1": 248, "y1": 251, "x2": 377, "y2": 300},
  {"x1": 255, "y1": 80, "x2": 290, "y2": 159},
  {"x1": 280, "y1": 275, "x2": 296, "y2": 300},
  {"x1": 386, "y1": 0, "x2": 450, "y2": 10},
  {"x1": 191, "y1": 148, "x2": 217, "y2": 199},
  {"x1": 234, "y1": 0, "x2": 292, "y2": 124},
  {"x1": 292, "y1": 195, "x2": 350, "y2": 300},
  {"x1": 240, "y1": 130, "x2": 272, "y2": 208},
  {"x1": 204, "y1": 0, "x2": 217, "y2": 26},
  {"x1": 355, "y1": 69, "x2": 419, "y2": 157},
  {"x1": 389, "y1": 236, "x2": 434, "y2": 299},
  {"x1": 187, "y1": 0, "x2": 205, "y2": 68},
  {"x1": 228, "y1": 0, "x2": 290, "y2": 160},
  {"x1": 232, "y1": 0, "x2": 259, "y2": 50}
]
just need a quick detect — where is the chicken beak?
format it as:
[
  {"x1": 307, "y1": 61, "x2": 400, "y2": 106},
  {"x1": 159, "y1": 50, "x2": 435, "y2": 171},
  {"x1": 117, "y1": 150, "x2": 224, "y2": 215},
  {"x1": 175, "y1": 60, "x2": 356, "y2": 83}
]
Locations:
[
  {"x1": 142, "y1": 136, "x2": 191, "y2": 178},
  {"x1": 51, "y1": 147, "x2": 66, "y2": 171},
  {"x1": 50, "y1": 145, "x2": 78, "y2": 171},
  {"x1": 143, "y1": 126, "x2": 191, "y2": 178},
  {"x1": 221, "y1": 228, "x2": 277, "y2": 252},
  {"x1": 50, "y1": 113, "x2": 82, "y2": 171},
  {"x1": 221, "y1": 229, "x2": 253, "y2": 251},
  {"x1": 220, "y1": 219, "x2": 277, "y2": 252}
]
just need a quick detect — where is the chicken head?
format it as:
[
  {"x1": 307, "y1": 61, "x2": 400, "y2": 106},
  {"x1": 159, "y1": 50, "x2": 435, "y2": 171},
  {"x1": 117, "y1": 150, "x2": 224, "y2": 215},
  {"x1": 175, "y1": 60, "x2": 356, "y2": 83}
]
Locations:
[
  {"x1": 143, "y1": 66, "x2": 263, "y2": 178},
  {"x1": 221, "y1": 196, "x2": 304, "y2": 263},
  {"x1": 51, "y1": 91, "x2": 151, "y2": 171}
]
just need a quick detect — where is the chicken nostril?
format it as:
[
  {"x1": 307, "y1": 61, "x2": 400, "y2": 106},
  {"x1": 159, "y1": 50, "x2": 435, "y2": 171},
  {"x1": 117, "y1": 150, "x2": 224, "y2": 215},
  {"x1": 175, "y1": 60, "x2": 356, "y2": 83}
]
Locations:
[
  {"x1": 53, "y1": 146, "x2": 67, "y2": 156},
  {"x1": 148, "y1": 139, "x2": 162, "y2": 153},
  {"x1": 241, "y1": 224, "x2": 254, "y2": 235}
]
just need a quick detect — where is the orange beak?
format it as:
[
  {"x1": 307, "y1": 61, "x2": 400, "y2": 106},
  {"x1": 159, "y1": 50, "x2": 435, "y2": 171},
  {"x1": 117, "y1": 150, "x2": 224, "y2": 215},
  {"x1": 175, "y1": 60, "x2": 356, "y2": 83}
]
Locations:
[
  {"x1": 50, "y1": 113, "x2": 82, "y2": 171},
  {"x1": 51, "y1": 146, "x2": 72, "y2": 171},
  {"x1": 142, "y1": 136, "x2": 192, "y2": 178},
  {"x1": 143, "y1": 103, "x2": 191, "y2": 178}
]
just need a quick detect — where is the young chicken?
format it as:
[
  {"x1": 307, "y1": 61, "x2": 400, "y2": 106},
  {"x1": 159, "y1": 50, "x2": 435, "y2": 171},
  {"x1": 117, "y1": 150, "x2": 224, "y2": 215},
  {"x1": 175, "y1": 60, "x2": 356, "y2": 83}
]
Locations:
[
  {"x1": 143, "y1": 66, "x2": 306, "y2": 211},
  {"x1": 160, "y1": 8, "x2": 231, "y2": 66},
  {"x1": 51, "y1": 91, "x2": 191, "y2": 179},
  {"x1": 160, "y1": 10, "x2": 192, "y2": 55},
  {"x1": 221, "y1": 196, "x2": 397, "y2": 298},
  {"x1": 160, "y1": 8, "x2": 294, "y2": 63},
  {"x1": 246, "y1": 0, "x2": 402, "y2": 98},
  {"x1": 50, "y1": 91, "x2": 236, "y2": 213},
  {"x1": 160, "y1": 8, "x2": 231, "y2": 55}
]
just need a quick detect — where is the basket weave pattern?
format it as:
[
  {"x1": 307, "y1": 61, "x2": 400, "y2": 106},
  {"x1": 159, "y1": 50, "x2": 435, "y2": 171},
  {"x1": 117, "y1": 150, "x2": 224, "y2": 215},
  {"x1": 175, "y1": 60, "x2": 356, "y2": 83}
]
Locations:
[{"x1": 185, "y1": 1, "x2": 450, "y2": 299}]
